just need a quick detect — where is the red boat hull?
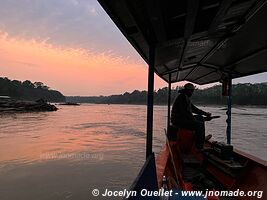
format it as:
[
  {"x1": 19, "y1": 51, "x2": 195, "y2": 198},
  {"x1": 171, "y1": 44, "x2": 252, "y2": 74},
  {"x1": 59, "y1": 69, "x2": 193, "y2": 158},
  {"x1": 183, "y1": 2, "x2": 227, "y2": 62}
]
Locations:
[{"x1": 156, "y1": 129, "x2": 267, "y2": 200}]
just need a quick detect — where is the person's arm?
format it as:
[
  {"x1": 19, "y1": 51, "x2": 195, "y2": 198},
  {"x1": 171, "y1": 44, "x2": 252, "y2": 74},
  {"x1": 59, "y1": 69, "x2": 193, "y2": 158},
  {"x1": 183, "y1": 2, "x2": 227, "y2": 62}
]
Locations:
[
  {"x1": 191, "y1": 103, "x2": 210, "y2": 116},
  {"x1": 183, "y1": 95, "x2": 195, "y2": 120}
]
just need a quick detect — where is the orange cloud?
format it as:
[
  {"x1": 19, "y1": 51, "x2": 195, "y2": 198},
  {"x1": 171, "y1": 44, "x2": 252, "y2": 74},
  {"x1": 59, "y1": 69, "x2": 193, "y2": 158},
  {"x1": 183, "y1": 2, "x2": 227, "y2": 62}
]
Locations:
[{"x1": 0, "y1": 31, "x2": 167, "y2": 95}]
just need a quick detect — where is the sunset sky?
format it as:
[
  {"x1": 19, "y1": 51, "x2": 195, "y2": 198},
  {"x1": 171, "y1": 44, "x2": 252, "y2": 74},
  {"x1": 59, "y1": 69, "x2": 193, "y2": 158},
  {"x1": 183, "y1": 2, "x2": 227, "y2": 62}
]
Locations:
[{"x1": 0, "y1": 0, "x2": 266, "y2": 96}]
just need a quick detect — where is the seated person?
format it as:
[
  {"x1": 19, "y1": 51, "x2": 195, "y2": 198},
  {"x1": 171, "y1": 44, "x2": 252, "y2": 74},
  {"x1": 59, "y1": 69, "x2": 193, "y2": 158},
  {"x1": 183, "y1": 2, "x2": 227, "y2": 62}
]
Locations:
[{"x1": 171, "y1": 83, "x2": 212, "y2": 150}]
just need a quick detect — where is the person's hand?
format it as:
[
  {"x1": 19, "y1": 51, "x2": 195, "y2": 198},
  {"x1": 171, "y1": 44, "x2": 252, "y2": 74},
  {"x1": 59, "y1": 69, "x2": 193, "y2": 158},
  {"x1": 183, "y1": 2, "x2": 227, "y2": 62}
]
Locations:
[{"x1": 205, "y1": 112, "x2": 212, "y2": 117}]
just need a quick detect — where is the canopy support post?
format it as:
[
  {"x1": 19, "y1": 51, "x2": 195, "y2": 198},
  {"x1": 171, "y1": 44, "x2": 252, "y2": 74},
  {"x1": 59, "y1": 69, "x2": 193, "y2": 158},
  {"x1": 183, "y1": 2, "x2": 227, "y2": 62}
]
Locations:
[
  {"x1": 226, "y1": 77, "x2": 232, "y2": 145},
  {"x1": 146, "y1": 45, "x2": 155, "y2": 159},
  {"x1": 167, "y1": 74, "x2": 171, "y2": 131}
]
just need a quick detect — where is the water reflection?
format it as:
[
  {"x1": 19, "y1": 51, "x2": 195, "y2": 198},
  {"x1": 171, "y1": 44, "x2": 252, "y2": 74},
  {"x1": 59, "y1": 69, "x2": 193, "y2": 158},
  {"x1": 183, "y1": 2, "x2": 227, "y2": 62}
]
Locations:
[{"x1": 0, "y1": 104, "x2": 266, "y2": 200}]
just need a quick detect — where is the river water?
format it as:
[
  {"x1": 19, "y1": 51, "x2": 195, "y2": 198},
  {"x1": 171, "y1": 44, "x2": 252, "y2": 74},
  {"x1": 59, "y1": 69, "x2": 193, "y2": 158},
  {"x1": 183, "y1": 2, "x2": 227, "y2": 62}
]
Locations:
[{"x1": 0, "y1": 104, "x2": 266, "y2": 200}]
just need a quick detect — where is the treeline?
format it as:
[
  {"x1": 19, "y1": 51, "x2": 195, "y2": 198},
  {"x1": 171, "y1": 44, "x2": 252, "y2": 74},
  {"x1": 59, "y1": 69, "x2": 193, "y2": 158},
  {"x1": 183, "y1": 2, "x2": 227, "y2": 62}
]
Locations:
[
  {"x1": 67, "y1": 82, "x2": 267, "y2": 105},
  {"x1": 0, "y1": 77, "x2": 65, "y2": 102}
]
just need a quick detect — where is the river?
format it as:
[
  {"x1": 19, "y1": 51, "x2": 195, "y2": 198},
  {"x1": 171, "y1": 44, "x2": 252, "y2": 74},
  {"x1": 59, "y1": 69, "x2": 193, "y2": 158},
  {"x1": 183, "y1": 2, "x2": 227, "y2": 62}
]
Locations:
[{"x1": 0, "y1": 104, "x2": 266, "y2": 200}]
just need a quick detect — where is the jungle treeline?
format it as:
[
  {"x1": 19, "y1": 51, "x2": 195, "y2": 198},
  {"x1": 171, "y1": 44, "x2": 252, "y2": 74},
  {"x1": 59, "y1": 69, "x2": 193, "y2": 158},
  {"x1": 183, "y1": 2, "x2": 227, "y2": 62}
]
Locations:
[
  {"x1": 67, "y1": 82, "x2": 267, "y2": 106},
  {"x1": 0, "y1": 77, "x2": 65, "y2": 102}
]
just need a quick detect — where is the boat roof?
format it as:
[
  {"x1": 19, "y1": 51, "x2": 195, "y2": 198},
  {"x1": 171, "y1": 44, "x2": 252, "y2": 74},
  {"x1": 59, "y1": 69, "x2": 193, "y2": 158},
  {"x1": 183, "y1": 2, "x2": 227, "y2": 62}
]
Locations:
[{"x1": 98, "y1": 0, "x2": 267, "y2": 84}]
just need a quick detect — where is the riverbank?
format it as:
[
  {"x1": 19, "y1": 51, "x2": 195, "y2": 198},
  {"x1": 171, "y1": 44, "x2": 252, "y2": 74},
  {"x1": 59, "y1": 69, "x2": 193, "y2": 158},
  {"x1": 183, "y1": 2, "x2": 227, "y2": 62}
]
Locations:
[{"x1": 0, "y1": 98, "x2": 58, "y2": 113}]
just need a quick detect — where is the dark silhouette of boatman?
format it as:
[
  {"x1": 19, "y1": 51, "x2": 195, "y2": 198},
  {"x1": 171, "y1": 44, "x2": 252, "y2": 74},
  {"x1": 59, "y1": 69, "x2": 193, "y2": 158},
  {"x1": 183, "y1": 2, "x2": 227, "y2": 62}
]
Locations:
[{"x1": 171, "y1": 83, "x2": 212, "y2": 149}]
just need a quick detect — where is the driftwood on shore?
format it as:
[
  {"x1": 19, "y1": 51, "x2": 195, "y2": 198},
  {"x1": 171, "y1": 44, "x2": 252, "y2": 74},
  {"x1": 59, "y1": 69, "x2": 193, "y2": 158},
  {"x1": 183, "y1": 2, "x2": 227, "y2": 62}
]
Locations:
[{"x1": 0, "y1": 98, "x2": 58, "y2": 113}]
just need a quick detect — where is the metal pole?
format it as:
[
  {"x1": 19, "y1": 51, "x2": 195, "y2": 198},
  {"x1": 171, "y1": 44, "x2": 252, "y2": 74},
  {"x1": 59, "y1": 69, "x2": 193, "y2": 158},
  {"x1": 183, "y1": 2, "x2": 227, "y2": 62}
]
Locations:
[
  {"x1": 226, "y1": 77, "x2": 232, "y2": 144},
  {"x1": 146, "y1": 45, "x2": 155, "y2": 159},
  {"x1": 167, "y1": 73, "x2": 171, "y2": 132}
]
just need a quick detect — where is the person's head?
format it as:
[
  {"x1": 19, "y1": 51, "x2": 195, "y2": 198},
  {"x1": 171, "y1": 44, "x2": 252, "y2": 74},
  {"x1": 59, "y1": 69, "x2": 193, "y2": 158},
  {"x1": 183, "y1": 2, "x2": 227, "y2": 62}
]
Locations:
[{"x1": 183, "y1": 83, "x2": 195, "y2": 97}]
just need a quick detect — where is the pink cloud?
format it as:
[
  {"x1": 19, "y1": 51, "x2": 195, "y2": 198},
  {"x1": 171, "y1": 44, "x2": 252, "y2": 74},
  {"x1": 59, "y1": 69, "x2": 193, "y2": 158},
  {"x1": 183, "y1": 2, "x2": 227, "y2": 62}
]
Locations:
[{"x1": 0, "y1": 31, "x2": 167, "y2": 96}]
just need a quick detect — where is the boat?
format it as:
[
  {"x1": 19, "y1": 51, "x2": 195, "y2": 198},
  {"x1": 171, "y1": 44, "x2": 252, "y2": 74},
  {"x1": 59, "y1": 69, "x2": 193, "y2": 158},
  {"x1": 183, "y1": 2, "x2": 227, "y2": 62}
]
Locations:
[
  {"x1": 59, "y1": 102, "x2": 80, "y2": 106},
  {"x1": 97, "y1": 0, "x2": 267, "y2": 199}
]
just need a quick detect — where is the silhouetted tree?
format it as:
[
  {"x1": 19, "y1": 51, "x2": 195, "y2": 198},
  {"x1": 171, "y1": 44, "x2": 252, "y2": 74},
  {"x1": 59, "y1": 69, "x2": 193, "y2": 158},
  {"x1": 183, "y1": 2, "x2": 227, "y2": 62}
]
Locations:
[
  {"x1": 66, "y1": 82, "x2": 267, "y2": 106},
  {"x1": 0, "y1": 77, "x2": 65, "y2": 102}
]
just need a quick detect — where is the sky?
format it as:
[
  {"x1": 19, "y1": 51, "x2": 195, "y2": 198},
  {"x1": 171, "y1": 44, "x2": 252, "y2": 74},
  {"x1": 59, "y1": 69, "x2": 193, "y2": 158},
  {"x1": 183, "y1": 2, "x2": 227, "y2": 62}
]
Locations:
[{"x1": 0, "y1": 0, "x2": 266, "y2": 96}]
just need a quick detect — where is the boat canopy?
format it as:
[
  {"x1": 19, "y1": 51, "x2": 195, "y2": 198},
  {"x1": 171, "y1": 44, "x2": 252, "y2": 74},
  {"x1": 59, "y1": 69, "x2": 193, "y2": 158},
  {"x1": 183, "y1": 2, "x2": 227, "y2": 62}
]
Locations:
[{"x1": 98, "y1": 0, "x2": 267, "y2": 84}]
